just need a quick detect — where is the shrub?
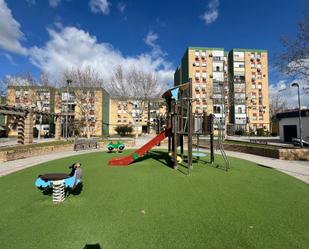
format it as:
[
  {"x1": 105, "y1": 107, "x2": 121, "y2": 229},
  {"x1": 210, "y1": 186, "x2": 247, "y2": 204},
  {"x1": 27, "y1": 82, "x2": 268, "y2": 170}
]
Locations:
[
  {"x1": 115, "y1": 125, "x2": 133, "y2": 136},
  {"x1": 256, "y1": 128, "x2": 265, "y2": 137},
  {"x1": 33, "y1": 127, "x2": 39, "y2": 138},
  {"x1": 235, "y1": 128, "x2": 246, "y2": 136}
]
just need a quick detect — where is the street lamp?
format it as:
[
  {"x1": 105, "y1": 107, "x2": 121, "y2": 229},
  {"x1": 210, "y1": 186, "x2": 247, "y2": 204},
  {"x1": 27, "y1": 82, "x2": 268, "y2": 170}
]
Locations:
[
  {"x1": 291, "y1": 82, "x2": 303, "y2": 148},
  {"x1": 66, "y1": 79, "x2": 72, "y2": 140}
]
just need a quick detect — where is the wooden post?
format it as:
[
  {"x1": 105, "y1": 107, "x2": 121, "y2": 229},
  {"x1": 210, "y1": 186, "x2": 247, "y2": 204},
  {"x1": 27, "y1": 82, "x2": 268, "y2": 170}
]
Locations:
[
  {"x1": 23, "y1": 111, "x2": 33, "y2": 145},
  {"x1": 17, "y1": 117, "x2": 25, "y2": 145},
  {"x1": 188, "y1": 78, "x2": 193, "y2": 174},
  {"x1": 180, "y1": 90, "x2": 184, "y2": 157},
  {"x1": 210, "y1": 114, "x2": 215, "y2": 164},
  {"x1": 172, "y1": 103, "x2": 178, "y2": 170},
  {"x1": 55, "y1": 115, "x2": 61, "y2": 141}
]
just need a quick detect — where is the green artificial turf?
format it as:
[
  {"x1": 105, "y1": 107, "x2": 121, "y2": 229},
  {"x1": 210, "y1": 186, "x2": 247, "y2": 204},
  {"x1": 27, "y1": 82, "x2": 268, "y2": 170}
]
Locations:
[{"x1": 0, "y1": 150, "x2": 308, "y2": 249}]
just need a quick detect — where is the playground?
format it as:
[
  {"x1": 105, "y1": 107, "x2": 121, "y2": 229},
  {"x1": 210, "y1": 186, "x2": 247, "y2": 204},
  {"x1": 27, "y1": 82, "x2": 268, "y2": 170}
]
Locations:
[{"x1": 0, "y1": 150, "x2": 309, "y2": 249}]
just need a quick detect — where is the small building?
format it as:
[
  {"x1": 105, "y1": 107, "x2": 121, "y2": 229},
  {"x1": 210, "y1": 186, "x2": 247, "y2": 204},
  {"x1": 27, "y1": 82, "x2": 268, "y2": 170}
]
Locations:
[{"x1": 276, "y1": 109, "x2": 309, "y2": 142}]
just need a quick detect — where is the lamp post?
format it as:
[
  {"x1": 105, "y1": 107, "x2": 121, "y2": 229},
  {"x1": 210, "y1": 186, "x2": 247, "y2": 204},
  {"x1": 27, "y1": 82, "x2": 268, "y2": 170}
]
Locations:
[
  {"x1": 291, "y1": 82, "x2": 303, "y2": 148},
  {"x1": 65, "y1": 79, "x2": 72, "y2": 140}
]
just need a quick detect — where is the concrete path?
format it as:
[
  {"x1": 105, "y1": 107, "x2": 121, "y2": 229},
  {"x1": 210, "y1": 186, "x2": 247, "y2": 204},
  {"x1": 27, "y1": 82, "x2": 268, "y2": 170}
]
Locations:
[
  {"x1": 0, "y1": 149, "x2": 101, "y2": 177},
  {"x1": 222, "y1": 150, "x2": 309, "y2": 184}
]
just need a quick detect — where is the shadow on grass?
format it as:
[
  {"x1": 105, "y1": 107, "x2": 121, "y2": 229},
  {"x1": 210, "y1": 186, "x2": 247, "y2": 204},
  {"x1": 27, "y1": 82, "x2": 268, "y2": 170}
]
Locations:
[
  {"x1": 40, "y1": 183, "x2": 84, "y2": 196},
  {"x1": 83, "y1": 243, "x2": 101, "y2": 249},
  {"x1": 134, "y1": 150, "x2": 174, "y2": 169}
]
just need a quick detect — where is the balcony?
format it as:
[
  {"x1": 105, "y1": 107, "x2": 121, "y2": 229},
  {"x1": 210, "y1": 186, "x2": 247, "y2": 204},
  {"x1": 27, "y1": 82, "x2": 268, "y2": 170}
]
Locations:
[
  {"x1": 213, "y1": 56, "x2": 224, "y2": 61},
  {"x1": 234, "y1": 99, "x2": 246, "y2": 104}
]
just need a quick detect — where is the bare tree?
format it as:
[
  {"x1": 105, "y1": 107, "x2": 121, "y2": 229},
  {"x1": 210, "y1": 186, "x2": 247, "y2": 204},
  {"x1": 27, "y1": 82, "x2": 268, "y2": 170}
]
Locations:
[
  {"x1": 61, "y1": 66, "x2": 105, "y2": 138},
  {"x1": 39, "y1": 71, "x2": 50, "y2": 86},
  {"x1": 275, "y1": 6, "x2": 309, "y2": 87},
  {"x1": 110, "y1": 65, "x2": 165, "y2": 138},
  {"x1": 269, "y1": 94, "x2": 287, "y2": 120}
]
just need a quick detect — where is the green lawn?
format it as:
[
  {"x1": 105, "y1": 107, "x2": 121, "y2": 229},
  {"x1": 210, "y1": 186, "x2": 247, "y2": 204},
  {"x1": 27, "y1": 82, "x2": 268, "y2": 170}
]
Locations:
[{"x1": 0, "y1": 150, "x2": 308, "y2": 249}]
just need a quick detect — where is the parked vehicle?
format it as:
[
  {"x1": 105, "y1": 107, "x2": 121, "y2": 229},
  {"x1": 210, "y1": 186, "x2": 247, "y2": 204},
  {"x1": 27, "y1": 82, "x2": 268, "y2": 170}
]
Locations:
[{"x1": 292, "y1": 138, "x2": 309, "y2": 147}]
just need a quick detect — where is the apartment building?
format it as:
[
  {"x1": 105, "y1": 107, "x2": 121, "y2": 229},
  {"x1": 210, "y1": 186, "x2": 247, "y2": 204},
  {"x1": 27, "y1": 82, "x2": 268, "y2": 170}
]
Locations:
[
  {"x1": 54, "y1": 87, "x2": 110, "y2": 137},
  {"x1": 174, "y1": 47, "x2": 229, "y2": 125},
  {"x1": 174, "y1": 47, "x2": 270, "y2": 132},
  {"x1": 109, "y1": 98, "x2": 166, "y2": 135},
  {"x1": 228, "y1": 49, "x2": 270, "y2": 131},
  {"x1": 6, "y1": 85, "x2": 55, "y2": 136},
  {"x1": 6, "y1": 85, "x2": 165, "y2": 137}
]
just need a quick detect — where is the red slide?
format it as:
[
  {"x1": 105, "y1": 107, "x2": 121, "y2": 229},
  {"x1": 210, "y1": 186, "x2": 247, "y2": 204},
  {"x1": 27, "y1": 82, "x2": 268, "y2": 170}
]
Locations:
[{"x1": 108, "y1": 128, "x2": 171, "y2": 166}]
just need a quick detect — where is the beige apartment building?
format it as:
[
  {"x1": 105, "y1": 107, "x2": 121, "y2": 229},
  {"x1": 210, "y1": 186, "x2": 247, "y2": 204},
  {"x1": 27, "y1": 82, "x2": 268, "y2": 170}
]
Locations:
[
  {"x1": 54, "y1": 87, "x2": 110, "y2": 137},
  {"x1": 5, "y1": 85, "x2": 166, "y2": 137},
  {"x1": 109, "y1": 98, "x2": 166, "y2": 135},
  {"x1": 174, "y1": 47, "x2": 270, "y2": 132},
  {"x1": 6, "y1": 85, "x2": 55, "y2": 136},
  {"x1": 229, "y1": 49, "x2": 270, "y2": 131}
]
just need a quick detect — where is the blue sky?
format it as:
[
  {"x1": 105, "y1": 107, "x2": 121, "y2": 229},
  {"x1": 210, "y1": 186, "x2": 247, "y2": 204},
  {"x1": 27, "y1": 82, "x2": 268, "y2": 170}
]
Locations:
[{"x1": 0, "y1": 0, "x2": 308, "y2": 105}]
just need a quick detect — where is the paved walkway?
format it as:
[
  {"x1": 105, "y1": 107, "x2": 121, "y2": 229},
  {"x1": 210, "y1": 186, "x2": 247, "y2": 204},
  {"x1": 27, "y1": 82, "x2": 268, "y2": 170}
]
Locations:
[
  {"x1": 0, "y1": 136, "x2": 308, "y2": 184},
  {"x1": 0, "y1": 149, "x2": 101, "y2": 177},
  {"x1": 222, "y1": 151, "x2": 309, "y2": 184}
]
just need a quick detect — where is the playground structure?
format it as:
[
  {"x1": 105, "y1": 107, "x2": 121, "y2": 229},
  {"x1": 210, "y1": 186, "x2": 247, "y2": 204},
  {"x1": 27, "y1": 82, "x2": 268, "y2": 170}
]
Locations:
[
  {"x1": 162, "y1": 79, "x2": 229, "y2": 174},
  {"x1": 108, "y1": 79, "x2": 229, "y2": 173},
  {"x1": 107, "y1": 141, "x2": 125, "y2": 152},
  {"x1": 0, "y1": 104, "x2": 61, "y2": 145}
]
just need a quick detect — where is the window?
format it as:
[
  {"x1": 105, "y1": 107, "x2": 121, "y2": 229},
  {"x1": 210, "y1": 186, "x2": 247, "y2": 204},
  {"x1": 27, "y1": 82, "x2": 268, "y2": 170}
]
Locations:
[
  {"x1": 201, "y1": 51, "x2": 206, "y2": 58},
  {"x1": 259, "y1": 115, "x2": 263, "y2": 120},
  {"x1": 214, "y1": 106, "x2": 221, "y2": 114},
  {"x1": 202, "y1": 62, "x2": 207, "y2": 67},
  {"x1": 216, "y1": 66, "x2": 220, "y2": 72},
  {"x1": 194, "y1": 62, "x2": 200, "y2": 67},
  {"x1": 252, "y1": 83, "x2": 256, "y2": 89},
  {"x1": 202, "y1": 72, "x2": 207, "y2": 79},
  {"x1": 252, "y1": 114, "x2": 257, "y2": 120},
  {"x1": 195, "y1": 51, "x2": 199, "y2": 57},
  {"x1": 258, "y1": 83, "x2": 262, "y2": 89},
  {"x1": 251, "y1": 63, "x2": 255, "y2": 68},
  {"x1": 238, "y1": 107, "x2": 242, "y2": 114},
  {"x1": 195, "y1": 72, "x2": 200, "y2": 79}
]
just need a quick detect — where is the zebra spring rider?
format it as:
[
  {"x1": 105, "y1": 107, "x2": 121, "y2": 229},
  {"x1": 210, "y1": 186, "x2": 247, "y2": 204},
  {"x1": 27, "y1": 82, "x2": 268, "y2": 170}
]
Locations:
[
  {"x1": 35, "y1": 163, "x2": 82, "y2": 203},
  {"x1": 52, "y1": 180, "x2": 65, "y2": 203}
]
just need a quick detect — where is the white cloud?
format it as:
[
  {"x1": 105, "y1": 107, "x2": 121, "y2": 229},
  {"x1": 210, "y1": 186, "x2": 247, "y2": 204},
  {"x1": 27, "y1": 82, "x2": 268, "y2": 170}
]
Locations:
[
  {"x1": 144, "y1": 30, "x2": 166, "y2": 58},
  {"x1": 269, "y1": 80, "x2": 309, "y2": 108},
  {"x1": 117, "y1": 2, "x2": 126, "y2": 13},
  {"x1": 29, "y1": 26, "x2": 174, "y2": 90},
  {"x1": 49, "y1": 0, "x2": 61, "y2": 8},
  {"x1": 0, "y1": 0, "x2": 27, "y2": 55},
  {"x1": 4, "y1": 53, "x2": 16, "y2": 65},
  {"x1": 89, "y1": 0, "x2": 110, "y2": 15},
  {"x1": 202, "y1": 0, "x2": 220, "y2": 25}
]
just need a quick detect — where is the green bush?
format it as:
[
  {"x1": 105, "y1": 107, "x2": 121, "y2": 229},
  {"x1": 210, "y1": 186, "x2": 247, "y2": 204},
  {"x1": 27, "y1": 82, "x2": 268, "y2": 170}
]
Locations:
[
  {"x1": 33, "y1": 127, "x2": 39, "y2": 138},
  {"x1": 235, "y1": 128, "x2": 246, "y2": 136},
  {"x1": 256, "y1": 128, "x2": 265, "y2": 137},
  {"x1": 114, "y1": 125, "x2": 133, "y2": 136}
]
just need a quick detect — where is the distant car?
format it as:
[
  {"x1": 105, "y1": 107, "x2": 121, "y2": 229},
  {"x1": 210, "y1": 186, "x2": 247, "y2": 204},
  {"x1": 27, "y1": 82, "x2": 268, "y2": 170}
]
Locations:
[{"x1": 292, "y1": 138, "x2": 309, "y2": 147}]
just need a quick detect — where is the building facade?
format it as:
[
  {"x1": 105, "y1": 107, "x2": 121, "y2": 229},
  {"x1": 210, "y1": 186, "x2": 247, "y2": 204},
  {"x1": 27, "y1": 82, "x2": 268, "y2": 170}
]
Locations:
[
  {"x1": 229, "y1": 49, "x2": 270, "y2": 132},
  {"x1": 109, "y1": 98, "x2": 166, "y2": 135},
  {"x1": 5, "y1": 85, "x2": 165, "y2": 137},
  {"x1": 277, "y1": 109, "x2": 309, "y2": 143},
  {"x1": 174, "y1": 47, "x2": 270, "y2": 132},
  {"x1": 54, "y1": 87, "x2": 110, "y2": 137},
  {"x1": 6, "y1": 86, "x2": 55, "y2": 136}
]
